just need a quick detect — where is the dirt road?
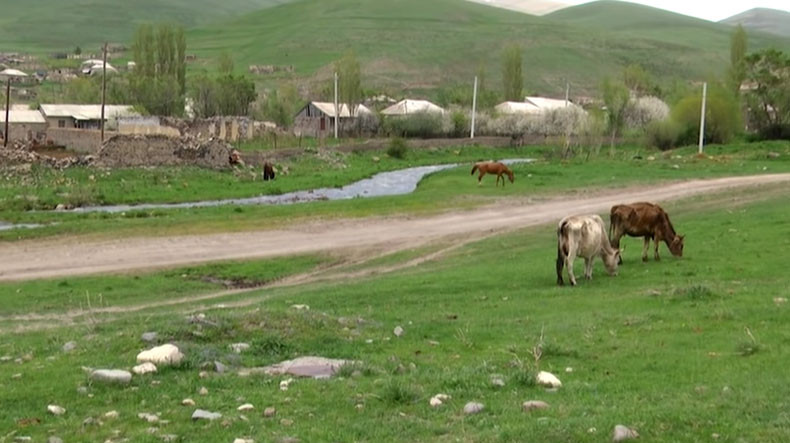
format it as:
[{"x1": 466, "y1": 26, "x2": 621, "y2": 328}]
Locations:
[{"x1": 1, "y1": 174, "x2": 788, "y2": 282}]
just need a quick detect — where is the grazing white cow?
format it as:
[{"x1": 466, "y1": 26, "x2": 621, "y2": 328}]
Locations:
[{"x1": 556, "y1": 214, "x2": 620, "y2": 286}]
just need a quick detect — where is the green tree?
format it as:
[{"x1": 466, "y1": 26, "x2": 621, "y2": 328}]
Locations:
[
  {"x1": 502, "y1": 45, "x2": 523, "y2": 101},
  {"x1": 260, "y1": 84, "x2": 299, "y2": 127},
  {"x1": 175, "y1": 27, "x2": 186, "y2": 94},
  {"x1": 623, "y1": 64, "x2": 653, "y2": 97},
  {"x1": 74, "y1": 46, "x2": 82, "y2": 55},
  {"x1": 727, "y1": 25, "x2": 748, "y2": 96},
  {"x1": 218, "y1": 52, "x2": 234, "y2": 75},
  {"x1": 671, "y1": 83, "x2": 741, "y2": 144},
  {"x1": 743, "y1": 49, "x2": 790, "y2": 134},
  {"x1": 601, "y1": 77, "x2": 630, "y2": 150},
  {"x1": 129, "y1": 23, "x2": 186, "y2": 116},
  {"x1": 335, "y1": 51, "x2": 362, "y2": 114}
]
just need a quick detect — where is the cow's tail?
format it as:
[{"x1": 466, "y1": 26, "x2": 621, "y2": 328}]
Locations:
[
  {"x1": 471, "y1": 164, "x2": 479, "y2": 175},
  {"x1": 556, "y1": 221, "x2": 569, "y2": 286}
]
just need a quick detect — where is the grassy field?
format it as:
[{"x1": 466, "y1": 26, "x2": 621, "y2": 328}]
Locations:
[
  {"x1": 1, "y1": 186, "x2": 788, "y2": 441},
  {"x1": 0, "y1": 141, "x2": 788, "y2": 242}
]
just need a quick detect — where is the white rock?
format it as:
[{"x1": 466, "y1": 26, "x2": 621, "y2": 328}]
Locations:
[
  {"x1": 199, "y1": 386, "x2": 208, "y2": 395},
  {"x1": 104, "y1": 410, "x2": 119, "y2": 419},
  {"x1": 47, "y1": 405, "x2": 66, "y2": 415},
  {"x1": 181, "y1": 398, "x2": 195, "y2": 406},
  {"x1": 136, "y1": 344, "x2": 184, "y2": 366},
  {"x1": 279, "y1": 378, "x2": 293, "y2": 391},
  {"x1": 491, "y1": 377, "x2": 505, "y2": 387},
  {"x1": 291, "y1": 304, "x2": 310, "y2": 311},
  {"x1": 536, "y1": 371, "x2": 562, "y2": 388},
  {"x1": 393, "y1": 326, "x2": 404, "y2": 337},
  {"x1": 612, "y1": 424, "x2": 639, "y2": 442},
  {"x1": 565, "y1": 367, "x2": 574, "y2": 373},
  {"x1": 90, "y1": 369, "x2": 132, "y2": 384},
  {"x1": 47, "y1": 437, "x2": 63, "y2": 443},
  {"x1": 161, "y1": 435, "x2": 178, "y2": 443},
  {"x1": 522, "y1": 400, "x2": 550, "y2": 412},
  {"x1": 62, "y1": 341, "x2": 77, "y2": 353},
  {"x1": 429, "y1": 393, "x2": 451, "y2": 407},
  {"x1": 463, "y1": 401, "x2": 484, "y2": 415},
  {"x1": 141, "y1": 332, "x2": 158, "y2": 342},
  {"x1": 237, "y1": 403, "x2": 254, "y2": 411},
  {"x1": 192, "y1": 409, "x2": 222, "y2": 421},
  {"x1": 233, "y1": 439, "x2": 254, "y2": 443},
  {"x1": 133, "y1": 362, "x2": 158, "y2": 375},
  {"x1": 138, "y1": 412, "x2": 159, "y2": 423},
  {"x1": 230, "y1": 343, "x2": 251, "y2": 353},
  {"x1": 263, "y1": 407, "x2": 276, "y2": 417}
]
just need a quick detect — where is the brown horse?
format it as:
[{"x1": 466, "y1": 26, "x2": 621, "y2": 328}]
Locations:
[{"x1": 471, "y1": 162, "x2": 514, "y2": 187}]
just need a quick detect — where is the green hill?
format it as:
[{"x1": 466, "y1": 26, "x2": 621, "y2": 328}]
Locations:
[
  {"x1": 721, "y1": 8, "x2": 790, "y2": 38},
  {"x1": 0, "y1": 0, "x2": 295, "y2": 53}
]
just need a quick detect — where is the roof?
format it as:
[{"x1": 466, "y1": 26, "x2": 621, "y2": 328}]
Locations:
[
  {"x1": 381, "y1": 99, "x2": 445, "y2": 116},
  {"x1": 495, "y1": 101, "x2": 541, "y2": 115},
  {"x1": 524, "y1": 96, "x2": 578, "y2": 111},
  {"x1": 0, "y1": 110, "x2": 46, "y2": 124},
  {"x1": 308, "y1": 102, "x2": 372, "y2": 118},
  {"x1": 0, "y1": 68, "x2": 28, "y2": 77},
  {"x1": 40, "y1": 104, "x2": 138, "y2": 120}
]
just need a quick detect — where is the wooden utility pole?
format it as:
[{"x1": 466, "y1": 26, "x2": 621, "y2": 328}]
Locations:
[
  {"x1": 100, "y1": 42, "x2": 108, "y2": 143},
  {"x1": 698, "y1": 82, "x2": 707, "y2": 154},
  {"x1": 470, "y1": 76, "x2": 478, "y2": 139},
  {"x1": 333, "y1": 72, "x2": 339, "y2": 139},
  {"x1": 3, "y1": 77, "x2": 10, "y2": 147}
]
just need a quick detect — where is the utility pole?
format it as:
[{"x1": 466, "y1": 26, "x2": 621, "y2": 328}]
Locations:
[
  {"x1": 333, "y1": 71, "x2": 339, "y2": 139},
  {"x1": 470, "y1": 76, "x2": 478, "y2": 139},
  {"x1": 100, "y1": 42, "x2": 108, "y2": 143},
  {"x1": 3, "y1": 77, "x2": 9, "y2": 147},
  {"x1": 698, "y1": 82, "x2": 707, "y2": 154},
  {"x1": 565, "y1": 81, "x2": 570, "y2": 107}
]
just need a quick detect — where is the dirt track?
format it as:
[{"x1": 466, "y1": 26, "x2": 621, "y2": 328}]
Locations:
[{"x1": 1, "y1": 173, "x2": 789, "y2": 282}]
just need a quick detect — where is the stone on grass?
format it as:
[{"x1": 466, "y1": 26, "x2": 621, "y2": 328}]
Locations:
[
  {"x1": 522, "y1": 400, "x2": 550, "y2": 412},
  {"x1": 263, "y1": 407, "x2": 276, "y2": 417},
  {"x1": 199, "y1": 386, "x2": 208, "y2": 395},
  {"x1": 47, "y1": 405, "x2": 66, "y2": 415},
  {"x1": 234, "y1": 439, "x2": 254, "y2": 443},
  {"x1": 612, "y1": 425, "x2": 639, "y2": 442},
  {"x1": 191, "y1": 409, "x2": 222, "y2": 421},
  {"x1": 393, "y1": 326, "x2": 404, "y2": 337},
  {"x1": 90, "y1": 369, "x2": 132, "y2": 385},
  {"x1": 181, "y1": 398, "x2": 195, "y2": 406},
  {"x1": 47, "y1": 437, "x2": 63, "y2": 443},
  {"x1": 133, "y1": 362, "x2": 158, "y2": 375},
  {"x1": 161, "y1": 435, "x2": 178, "y2": 442},
  {"x1": 279, "y1": 379, "x2": 293, "y2": 391},
  {"x1": 230, "y1": 343, "x2": 251, "y2": 354},
  {"x1": 136, "y1": 344, "x2": 184, "y2": 366},
  {"x1": 141, "y1": 332, "x2": 158, "y2": 343},
  {"x1": 429, "y1": 394, "x2": 451, "y2": 407},
  {"x1": 291, "y1": 304, "x2": 310, "y2": 311},
  {"x1": 237, "y1": 403, "x2": 254, "y2": 412},
  {"x1": 138, "y1": 412, "x2": 159, "y2": 423},
  {"x1": 13, "y1": 437, "x2": 31, "y2": 442},
  {"x1": 104, "y1": 410, "x2": 119, "y2": 419},
  {"x1": 536, "y1": 371, "x2": 562, "y2": 388},
  {"x1": 491, "y1": 377, "x2": 505, "y2": 387},
  {"x1": 280, "y1": 418, "x2": 294, "y2": 426},
  {"x1": 463, "y1": 402, "x2": 484, "y2": 415},
  {"x1": 62, "y1": 341, "x2": 77, "y2": 353},
  {"x1": 257, "y1": 356, "x2": 354, "y2": 379},
  {"x1": 214, "y1": 360, "x2": 226, "y2": 373}
]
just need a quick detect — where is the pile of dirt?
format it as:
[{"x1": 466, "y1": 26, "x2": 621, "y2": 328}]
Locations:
[
  {"x1": 97, "y1": 134, "x2": 235, "y2": 169},
  {"x1": 0, "y1": 140, "x2": 94, "y2": 169}
]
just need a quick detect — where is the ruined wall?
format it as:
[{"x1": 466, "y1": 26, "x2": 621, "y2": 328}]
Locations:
[
  {"x1": 97, "y1": 134, "x2": 234, "y2": 169},
  {"x1": 45, "y1": 128, "x2": 106, "y2": 153},
  {"x1": 118, "y1": 116, "x2": 273, "y2": 143},
  {"x1": 0, "y1": 122, "x2": 48, "y2": 143},
  {"x1": 119, "y1": 116, "x2": 181, "y2": 137}
]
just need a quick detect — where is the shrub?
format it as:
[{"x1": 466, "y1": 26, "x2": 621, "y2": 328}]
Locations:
[
  {"x1": 625, "y1": 96, "x2": 670, "y2": 130},
  {"x1": 645, "y1": 119, "x2": 681, "y2": 150},
  {"x1": 387, "y1": 137, "x2": 408, "y2": 159},
  {"x1": 383, "y1": 112, "x2": 445, "y2": 138},
  {"x1": 450, "y1": 110, "x2": 469, "y2": 137},
  {"x1": 671, "y1": 84, "x2": 742, "y2": 145}
]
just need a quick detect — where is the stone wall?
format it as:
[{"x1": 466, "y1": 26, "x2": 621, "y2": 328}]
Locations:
[
  {"x1": 45, "y1": 128, "x2": 106, "y2": 153},
  {"x1": 97, "y1": 134, "x2": 234, "y2": 169},
  {"x1": 0, "y1": 122, "x2": 48, "y2": 143}
]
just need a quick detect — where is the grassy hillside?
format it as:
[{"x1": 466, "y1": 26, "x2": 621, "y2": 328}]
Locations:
[
  {"x1": 186, "y1": 0, "x2": 790, "y2": 97},
  {"x1": 0, "y1": 0, "x2": 295, "y2": 53},
  {"x1": 721, "y1": 8, "x2": 790, "y2": 38}
]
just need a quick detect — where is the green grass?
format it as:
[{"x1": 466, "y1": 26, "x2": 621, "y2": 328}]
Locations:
[
  {"x1": 2, "y1": 190, "x2": 790, "y2": 441},
  {"x1": 1, "y1": 141, "x2": 789, "y2": 242}
]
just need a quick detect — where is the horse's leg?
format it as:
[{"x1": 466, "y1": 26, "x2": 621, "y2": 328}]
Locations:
[
  {"x1": 478, "y1": 171, "x2": 484, "y2": 185},
  {"x1": 642, "y1": 237, "x2": 650, "y2": 262}
]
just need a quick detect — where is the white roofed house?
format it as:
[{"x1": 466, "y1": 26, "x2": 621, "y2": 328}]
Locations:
[
  {"x1": 40, "y1": 104, "x2": 138, "y2": 130},
  {"x1": 0, "y1": 109, "x2": 47, "y2": 142},
  {"x1": 293, "y1": 101, "x2": 373, "y2": 137},
  {"x1": 381, "y1": 99, "x2": 445, "y2": 116},
  {"x1": 495, "y1": 97, "x2": 583, "y2": 115}
]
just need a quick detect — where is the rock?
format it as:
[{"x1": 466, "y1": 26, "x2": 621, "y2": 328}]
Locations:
[
  {"x1": 230, "y1": 343, "x2": 251, "y2": 354},
  {"x1": 136, "y1": 344, "x2": 184, "y2": 366},
  {"x1": 76, "y1": 386, "x2": 88, "y2": 395},
  {"x1": 90, "y1": 369, "x2": 132, "y2": 385},
  {"x1": 280, "y1": 418, "x2": 294, "y2": 426},
  {"x1": 62, "y1": 341, "x2": 77, "y2": 353},
  {"x1": 565, "y1": 367, "x2": 574, "y2": 373},
  {"x1": 141, "y1": 332, "x2": 158, "y2": 342},
  {"x1": 191, "y1": 409, "x2": 222, "y2": 421},
  {"x1": 14, "y1": 437, "x2": 31, "y2": 442},
  {"x1": 133, "y1": 362, "x2": 158, "y2": 375},
  {"x1": 279, "y1": 378, "x2": 293, "y2": 391},
  {"x1": 138, "y1": 412, "x2": 159, "y2": 423},
  {"x1": 55, "y1": 203, "x2": 66, "y2": 211},
  {"x1": 536, "y1": 371, "x2": 562, "y2": 388},
  {"x1": 463, "y1": 402, "x2": 484, "y2": 415},
  {"x1": 429, "y1": 393, "x2": 450, "y2": 407},
  {"x1": 161, "y1": 435, "x2": 179, "y2": 442},
  {"x1": 214, "y1": 360, "x2": 226, "y2": 373},
  {"x1": 522, "y1": 400, "x2": 550, "y2": 412},
  {"x1": 263, "y1": 407, "x2": 276, "y2": 417},
  {"x1": 182, "y1": 398, "x2": 195, "y2": 406},
  {"x1": 491, "y1": 377, "x2": 505, "y2": 387},
  {"x1": 104, "y1": 410, "x2": 119, "y2": 419},
  {"x1": 290, "y1": 304, "x2": 310, "y2": 311},
  {"x1": 233, "y1": 439, "x2": 254, "y2": 443},
  {"x1": 646, "y1": 156, "x2": 655, "y2": 161},
  {"x1": 612, "y1": 424, "x2": 639, "y2": 442},
  {"x1": 774, "y1": 297, "x2": 787, "y2": 305},
  {"x1": 393, "y1": 326, "x2": 404, "y2": 337},
  {"x1": 47, "y1": 405, "x2": 66, "y2": 415},
  {"x1": 768, "y1": 152, "x2": 781, "y2": 159},
  {"x1": 199, "y1": 370, "x2": 209, "y2": 379},
  {"x1": 253, "y1": 356, "x2": 354, "y2": 379},
  {"x1": 672, "y1": 164, "x2": 680, "y2": 170},
  {"x1": 237, "y1": 403, "x2": 254, "y2": 412},
  {"x1": 199, "y1": 386, "x2": 209, "y2": 396},
  {"x1": 47, "y1": 437, "x2": 63, "y2": 443},
  {"x1": 372, "y1": 156, "x2": 380, "y2": 163}
]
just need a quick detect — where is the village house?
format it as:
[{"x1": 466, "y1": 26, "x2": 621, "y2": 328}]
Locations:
[
  {"x1": 40, "y1": 104, "x2": 138, "y2": 130},
  {"x1": 293, "y1": 101, "x2": 373, "y2": 137},
  {"x1": 381, "y1": 99, "x2": 445, "y2": 116},
  {"x1": 495, "y1": 97, "x2": 582, "y2": 115},
  {"x1": 0, "y1": 109, "x2": 47, "y2": 142}
]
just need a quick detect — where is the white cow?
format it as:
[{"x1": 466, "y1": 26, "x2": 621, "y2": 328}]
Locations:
[{"x1": 556, "y1": 214, "x2": 620, "y2": 286}]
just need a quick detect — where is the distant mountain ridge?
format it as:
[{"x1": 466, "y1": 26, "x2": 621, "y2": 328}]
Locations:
[{"x1": 721, "y1": 8, "x2": 790, "y2": 38}]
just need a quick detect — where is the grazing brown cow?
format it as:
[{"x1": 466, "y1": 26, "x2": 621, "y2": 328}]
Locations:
[
  {"x1": 609, "y1": 202, "x2": 684, "y2": 263},
  {"x1": 471, "y1": 161, "x2": 514, "y2": 187},
  {"x1": 556, "y1": 214, "x2": 620, "y2": 286},
  {"x1": 262, "y1": 162, "x2": 276, "y2": 181}
]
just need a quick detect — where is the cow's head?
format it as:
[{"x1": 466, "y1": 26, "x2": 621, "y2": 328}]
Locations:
[
  {"x1": 669, "y1": 235, "x2": 685, "y2": 257},
  {"x1": 603, "y1": 248, "x2": 621, "y2": 276}
]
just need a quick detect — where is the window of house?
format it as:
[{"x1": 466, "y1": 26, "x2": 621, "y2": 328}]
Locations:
[{"x1": 58, "y1": 120, "x2": 65, "y2": 128}]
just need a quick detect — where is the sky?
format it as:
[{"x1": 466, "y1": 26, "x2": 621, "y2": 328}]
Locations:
[{"x1": 566, "y1": 0, "x2": 790, "y2": 21}]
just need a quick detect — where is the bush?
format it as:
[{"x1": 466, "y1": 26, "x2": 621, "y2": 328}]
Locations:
[
  {"x1": 383, "y1": 112, "x2": 445, "y2": 138},
  {"x1": 387, "y1": 137, "x2": 408, "y2": 159},
  {"x1": 625, "y1": 96, "x2": 670, "y2": 130},
  {"x1": 645, "y1": 119, "x2": 681, "y2": 150},
  {"x1": 450, "y1": 110, "x2": 469, "y2": 137},
  {"x1": 671, "y1": 84, "x2": 741, "y2": 145}
]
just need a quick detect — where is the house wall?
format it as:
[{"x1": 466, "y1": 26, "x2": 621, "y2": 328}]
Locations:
[
  {"x1": 45, "y1": 116, "x2": 76, "y2": 129},
  {"x1": 0, "y1": 122, "x2": 48, "y2": 142},
  {"x1": 45, "y1": 128, "x2": 107, "y2": 153}
]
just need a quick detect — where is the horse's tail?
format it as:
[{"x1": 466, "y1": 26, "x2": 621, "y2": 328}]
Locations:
[{"x1": 471, "y1": 164, "x2": 479, "y2": 175}]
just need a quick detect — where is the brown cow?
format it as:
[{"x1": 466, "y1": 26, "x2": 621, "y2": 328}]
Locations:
[
  {"x1": 609, "y1": 202, "x2": 684, "y2": 263},
  {"x1": 556, "y1": 214, "x2": 620, "y2": 286},
  {"x1": 262, "y1": 162, "x2": 276, "y2": 181}
]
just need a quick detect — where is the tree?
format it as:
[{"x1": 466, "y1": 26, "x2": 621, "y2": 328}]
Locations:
[
  {"x1": 74, "y1": 46, "x2": 82, "y2": 55},
  {"x1": 335, "y1": 51, "x2": 361, "y2": 114},
  {"x1": 502, "y1": 45, "x2": 523, "y2": 101},
  {"x1": 727, "y1": 25, "x2": 748, "y2": 96},
  {"x1": 671, "y1": 83, "x2": 741, "y2": 144},
  {"x1": 188, "y1": 73, "x2": 256, "y2": 117},
  {"x1": 743, "y1": 49, "x2": 790, "y2": 135},
  {"x1": 129, "y1": 23, "x2": 187, "y2": 116},
  {"x1": 623, "y1": 64, "x2": 654, "y2": 97},
  {"x1": 260, "y1": 84, "x2": 299, "y2": 127},
  {"x1": 218, "y1": 52, "x2": 234, "y2": 75},
  {"x1": 601, "y1": 78, "x2": 630, "y2": 150}
]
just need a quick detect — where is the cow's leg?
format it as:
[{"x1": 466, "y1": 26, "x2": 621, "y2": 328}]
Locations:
[
  {"x1": 556, "y1": 246, "x2": 565, "y2": 286},
  {"x1": 565, "y1": 244, "x2": 578, "y2": 286},
  {"x1": 584, "y1": 257, "x2": 593, "y2": 280},
  {"x1": 611, "y1": 228, "x2": 624, "y2": 264},
  {"x1": 654, "y1": 231, "x2": 662, "y2": 261},
  {"x1": 642, "y1": 237, "x2": 650, "y2": 262}
]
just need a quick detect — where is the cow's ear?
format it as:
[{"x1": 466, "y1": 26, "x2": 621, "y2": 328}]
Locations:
[{"x1": 680, "y1": 235, "x2": 686, "y2": 241}]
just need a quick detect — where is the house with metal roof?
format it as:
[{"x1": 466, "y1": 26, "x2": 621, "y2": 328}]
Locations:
[
  {"x1": 293, "y1": 101, "x2": 373, "y2": 136},
  {"x1": 40, "y1": 104, "x2": 138, "y2": 130},
  {"x1": 0, "y1": 110, "x2": 47, "y2": 142},
  {"x1": 381, "y1": 99, "x2": 445, "y2": 116}
]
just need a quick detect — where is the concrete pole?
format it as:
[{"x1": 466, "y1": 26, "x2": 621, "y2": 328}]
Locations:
[
  {"x1": 100, "y1": 42, "x2": 108, "y2": 143},
  {"x1": 698, "y1": 82, "x2": 707, "y2": 154},
  {"x1": 471, "y1": 76, "x2": 478, "y2": 139},
  {"x1": 565, "y1": 81, "x2": 570, "y2": 107},
  {"x1": 3, "y1": 78, "x2": 9, "y2": 147},
  {"x1": 334, "y1": 72, "x2": 339, "y2": 139}
]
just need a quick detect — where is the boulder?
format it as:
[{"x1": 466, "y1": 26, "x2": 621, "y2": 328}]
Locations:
[
  {"x1": 136, "y1": 344, "x2": 184, "y2": 366},
  {"x1": 90, "y1": 369, "x2": 132, "y2": 385}
]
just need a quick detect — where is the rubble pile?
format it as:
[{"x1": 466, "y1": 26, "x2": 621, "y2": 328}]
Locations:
[{"x1": 0, "y1": 140, "x2": 94, "y2": 169}]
